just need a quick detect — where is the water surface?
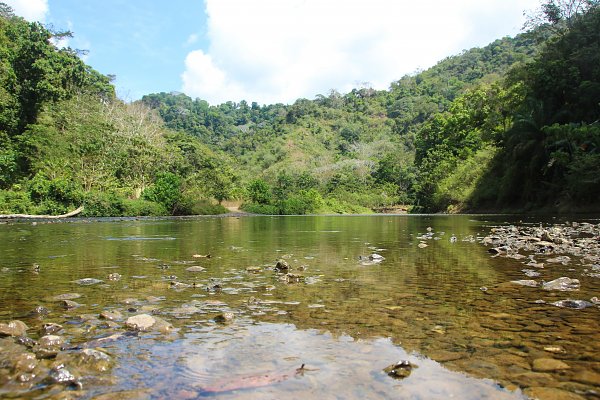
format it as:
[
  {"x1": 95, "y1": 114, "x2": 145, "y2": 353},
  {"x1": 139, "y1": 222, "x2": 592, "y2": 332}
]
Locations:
[{"x1": 0, "y1": 215, "x2": 598, "y2": 399}]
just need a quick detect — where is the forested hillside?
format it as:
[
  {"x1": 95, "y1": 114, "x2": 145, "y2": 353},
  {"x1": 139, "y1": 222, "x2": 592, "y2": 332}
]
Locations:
[
  {"x1": 0, "y1": 4, "x2": 232, "y2": 216},
  {"x1": 140, "y1": 31, "x2": 544, "y2": 214},
  {"x1": 1, "y1": 1, "x2": 598, "y2": 216}
]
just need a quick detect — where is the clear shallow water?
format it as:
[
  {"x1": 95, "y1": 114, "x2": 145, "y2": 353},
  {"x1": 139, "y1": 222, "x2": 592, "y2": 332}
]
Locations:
[{"x1": 0, "y1": 215, "x2": 598, "y2": 399}]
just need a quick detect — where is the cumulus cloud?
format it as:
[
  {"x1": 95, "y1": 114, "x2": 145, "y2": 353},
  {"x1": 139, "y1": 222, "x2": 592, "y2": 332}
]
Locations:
[
  {"x1": 182, "y1": 0, "x2": 540, "y2": 105},
  {"x1": 4, "y1": 0, "x2": 48, "y2": 21}
]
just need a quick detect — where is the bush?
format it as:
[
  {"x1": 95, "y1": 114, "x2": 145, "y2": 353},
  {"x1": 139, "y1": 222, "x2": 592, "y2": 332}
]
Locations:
[
  {"x1": 142, "y1": 172, "x2": 182, "y2": 214},
  {"x1": 240, "y1": 203, "x2": 279, "y2": 214},
  {"x1": 191, "y1": 199, "x2": 228, "y2": 215},
  {"x1": 81, "y1": 191, "x2": 125, "y2": 216},
  {"x1": 279, "y1": 189, "x2": 323, "y2": 214},
  {"x1": 247, "y1": 179, "x2": 272, "y2": 204},
  {"x1": 122, "y1": 199, "x2": 167, "y2": 216},
  {"x1": 0, "y1": 188, "x2": 34, "y2": 214},
  {"x1": 28, "y1": 173, "x2": 83, "y2": 205}
]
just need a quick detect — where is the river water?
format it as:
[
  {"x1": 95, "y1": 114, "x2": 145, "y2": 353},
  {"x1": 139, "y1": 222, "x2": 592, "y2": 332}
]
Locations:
[{"x1": 0, "y1": 215, "x2": 598, "y2": 399}]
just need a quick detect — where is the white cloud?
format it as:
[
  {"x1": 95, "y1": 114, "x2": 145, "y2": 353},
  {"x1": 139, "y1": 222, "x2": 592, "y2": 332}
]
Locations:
[
  {"x1": 4, "y1": 0, "x2": 48, "y2": 21},
  {"x1": 182, "y1": 0, "x2": 540, "y2": 105}
]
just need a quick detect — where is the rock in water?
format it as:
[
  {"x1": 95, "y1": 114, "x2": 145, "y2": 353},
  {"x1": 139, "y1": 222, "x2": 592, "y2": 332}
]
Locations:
[
  {"x1": 384, "y1": 360, "x2": 417, "y2": 379},
  {"x1": 125, "y1": 314, "x2": 156, "y2": 331},
  {"x1": 275, "y1": 260, "x2": 289, "y2": 271},
  {"x1": 551, "y1": 299, "x2": 594, "y2": 309},
  {"x1": 74, "y1": 278, "x2": 103, "y2": 285},
  {"x1": 532, "y1": 358, "x2": 571, "y2": 372},
  {"x1": 510, "y1": 280, "x2": 539, "y2": 287},
  {"x1": 0, "y1": 320, "x2": 28, "y2": 337},
  {"x1": 542, "y1": 277, "x2": 580, "y2": 291}
]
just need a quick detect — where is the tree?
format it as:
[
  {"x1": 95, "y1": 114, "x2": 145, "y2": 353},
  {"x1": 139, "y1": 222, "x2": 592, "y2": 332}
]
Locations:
[{"x1": 247, "y1": 179, "x2": 272, "y2": 204}]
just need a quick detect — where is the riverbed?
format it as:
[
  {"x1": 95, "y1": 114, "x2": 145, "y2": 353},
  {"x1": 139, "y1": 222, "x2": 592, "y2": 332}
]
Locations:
[{"x1": 0, "y1": 215, "x2": 598, "y2": 399}]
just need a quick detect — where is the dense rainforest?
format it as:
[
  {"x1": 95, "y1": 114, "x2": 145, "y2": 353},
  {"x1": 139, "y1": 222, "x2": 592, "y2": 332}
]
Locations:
[{"x1": 0, "y1": 1, "x2": 598, "y2": 216}]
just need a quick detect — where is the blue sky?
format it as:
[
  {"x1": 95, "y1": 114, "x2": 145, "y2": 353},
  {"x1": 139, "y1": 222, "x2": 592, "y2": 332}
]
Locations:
[{"x1": 6, "y1": 0, "x2": 542, "y2": 105}]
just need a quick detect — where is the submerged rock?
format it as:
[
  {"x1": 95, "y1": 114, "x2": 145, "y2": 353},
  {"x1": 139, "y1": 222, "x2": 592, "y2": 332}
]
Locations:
[
  {"x1": 359, "y1": 254, "x2": 385, "y2": 265},
  {"x1": 551, "y1": 299, "x2": 594, "y2": 309},
  {"x1": 61, "y1": 299, "x2": 82, "y2": 309},
  {"x1": 532, "y1": 358, "x2": 571, "y2": 372},
  {"x1": 0, "y1": 320, "x2": 28, "y2": 337},
  {"x1": 100, "y1": 310, "x2": 123, "y2": 321},
  {"x1": 34, "y1": 335, "x2": 65, "y2": 358},
  {"x1": 524, "y1": 387, "x2": 587, "y2": 400},
  {"x1": 186, "y1": 266, "x2": 206, "y2": 272},
  {"x1": 42, "y1": 322, "x2": 63, "y2": 335},
  {"x1": 542, "y1": 277, "x2": 580, "y2": 291},
  {"x1": 510, "y1": 279, "x2": 539, "y2": 287},
  {"x1": 107, "y1": 273, "x2": 122, "y2": 281},
  {"x1": 76, "y1": 348, "x2": 113, "y2": 372},
  {"x1": 45, "y1": 293, "x2": 82, "y2": 302},
  {"x1": 214, "y1": 312, "x2": 235, "y2": 324},
  {"x1": 47, "y1": 364, "x2": 80, "y2": 388},
  {"x1": 74, "y1": 278, "x2": 103, "y2": 285}
]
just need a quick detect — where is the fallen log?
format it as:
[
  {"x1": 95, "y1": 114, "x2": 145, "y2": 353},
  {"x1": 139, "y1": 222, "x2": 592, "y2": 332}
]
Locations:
[{"x1": 0, "y1": 205, "x2": 84, "y2": 219}]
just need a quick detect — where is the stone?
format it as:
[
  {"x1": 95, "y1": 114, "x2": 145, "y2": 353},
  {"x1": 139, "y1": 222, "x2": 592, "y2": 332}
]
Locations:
[
  {"x1": 107, "y1": 273, "x2": 122, "y2": 281},
  {"x1": 214, "y1": 312, "x2": 235, "y2": 324},
  {"x1": 532, "y1": 358, "x2": 571, "y2": 372},
  {"x1": 47, "y1": 364, "x2": 78, "y2": 385},
  {"x1": 513, "y1": 372, "x2": 555, "y2": 387},
  {"x1": 571, "y1": 370, "x2": 600, "y2": 386},
  {"x1": 46, "y1": 293, "x2": 82, "y2": 302},
  {"x1": 42, "y1": 323, "x2": 63, "y2": 335},
  {"x1": 275, "y1": 260, "x2": 289, "y2": 271},
  {"x1": 61, "y1": 300, "x2": 81, "y2": 309},
  {"x1": 78, "y1": 348, "x2": 113, "y2": 372},
  {"x1": 74, "y1": 278, "x2": 103, "y2": 285},
  {"x1": 12, "y1": 353, "x2": 37, "y2": 373},
  {"x1": 35, "y1": 335, "x2": 65, "y2": 358},
  {"x1": 126, "y1": 314, "x2": 156, "y2": 331},
  {"x1": 39, "y1": 334, "x2": 64, "y2": 347},
  {"x1": 543, "y1": 346, "x2": 566, "y2": 354},
  {"x1": 429, "y1": 350, "x2": 464, "y2": 362},
  {"x1": 546, "y1": 256, "x2": 571, "y2": 264},
  {"x1": 551, "y1": 299, "x2": 593, "y2": 309},
  {"x1": 524, "y1": 387, "x2": 586, "y2": 400},
  {"x1": 0, "y1": 320, "x2": 28, "y2": 337},
  {"x1": 543, "y1": 277, "x2": 580, "y2": 291},
  {"x1": 511, "y1": 279, "x2": 539, "y2": 287},
  {"x1": 186, "y1": 266, "x2": 206, "y2": 272},
  {"x1": 100, "y1": 310, "x2": 123, "y2": 321}
]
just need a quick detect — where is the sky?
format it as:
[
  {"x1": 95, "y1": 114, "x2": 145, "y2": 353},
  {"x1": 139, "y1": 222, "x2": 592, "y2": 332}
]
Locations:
[{"x1": 5, "y1": 0, "x2": 542, "y2": 105}]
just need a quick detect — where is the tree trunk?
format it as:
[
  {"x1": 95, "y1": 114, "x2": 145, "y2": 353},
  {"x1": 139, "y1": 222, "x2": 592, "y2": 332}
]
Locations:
[{"x1": 0, "y1": 206, "x2": 84, "y2": 219}]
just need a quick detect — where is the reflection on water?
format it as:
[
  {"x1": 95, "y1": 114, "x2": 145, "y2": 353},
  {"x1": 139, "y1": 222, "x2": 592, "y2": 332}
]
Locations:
[{"x1": 0, "y1": 215, "x2": 598, "y2": 399}]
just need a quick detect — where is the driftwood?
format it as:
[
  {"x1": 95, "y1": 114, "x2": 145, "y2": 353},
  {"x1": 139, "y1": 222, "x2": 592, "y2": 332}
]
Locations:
[{"x1": 0, "y1": 205, "x2": 84, "y2": 219}]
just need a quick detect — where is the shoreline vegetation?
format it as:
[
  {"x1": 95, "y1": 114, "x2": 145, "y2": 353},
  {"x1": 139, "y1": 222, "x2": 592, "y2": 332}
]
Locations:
[{"x1": 1, "y1": 1, "x2": 599, "y2": 218}]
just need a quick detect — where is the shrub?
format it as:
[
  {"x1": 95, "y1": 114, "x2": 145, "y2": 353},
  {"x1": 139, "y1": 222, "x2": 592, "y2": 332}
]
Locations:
[
  {"x1": 122, "y1": 199, "x2": 167, "y2": 216},
  {"x1": 142, "y1": 172, "x2": 182, "y2": 214},
  {"x1": 0, "y1": 188, "x2": 34, "y2": 214},
  {"x1": 81, "y1": 191, "x2": 124, "y2": 216},
  {"x1": 240, "y1": 203, "x2": 279, "y2": 214}
]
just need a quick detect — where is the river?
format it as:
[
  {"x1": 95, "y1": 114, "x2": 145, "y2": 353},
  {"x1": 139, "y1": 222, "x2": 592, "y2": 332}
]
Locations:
[{"x1": 0, "y1": 215, "x2": 598, "y2": 399}]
